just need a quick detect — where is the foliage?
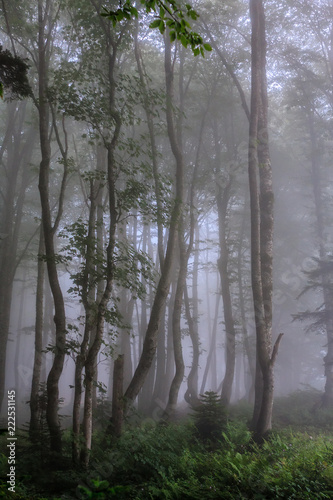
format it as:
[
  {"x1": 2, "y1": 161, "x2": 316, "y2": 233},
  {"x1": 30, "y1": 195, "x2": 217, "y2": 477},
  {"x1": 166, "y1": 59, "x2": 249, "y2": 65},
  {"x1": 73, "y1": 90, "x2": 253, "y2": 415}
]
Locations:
[
  {"x1": 86, "y1": 419, "x2": 333, "y2": 499},
  {"x1": 190, "y1": 391, "x2": 227, "y2": 443},
  {"x1": 59, "y1": 218, "x2": 156, "y2": 304},
  {"x1": 101, "y1": 0, "x2": 212, "y2": 56},
  {"x1": 0, "y1": 46, "x2": 31, "y2": 100},
  {"x1": 77, "y1": 480, "x2": 130, "y2": 499}
]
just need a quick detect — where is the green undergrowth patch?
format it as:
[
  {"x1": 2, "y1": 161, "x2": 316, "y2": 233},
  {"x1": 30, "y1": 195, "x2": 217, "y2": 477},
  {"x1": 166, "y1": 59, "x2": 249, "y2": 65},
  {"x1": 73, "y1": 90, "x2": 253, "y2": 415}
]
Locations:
[
  {"x1": 3, "y1": 391, "x2": 333, "y2": 499},
  {"x1": 84, "y1": 420, "x2": 333, "y2": 499}
]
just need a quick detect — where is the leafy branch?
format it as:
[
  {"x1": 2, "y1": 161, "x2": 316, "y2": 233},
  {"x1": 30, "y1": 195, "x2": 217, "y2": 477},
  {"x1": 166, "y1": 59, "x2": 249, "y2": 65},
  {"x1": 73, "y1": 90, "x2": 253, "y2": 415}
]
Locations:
[{"x1": 101, "y1": 0, "x2": 212, "y2": 56}]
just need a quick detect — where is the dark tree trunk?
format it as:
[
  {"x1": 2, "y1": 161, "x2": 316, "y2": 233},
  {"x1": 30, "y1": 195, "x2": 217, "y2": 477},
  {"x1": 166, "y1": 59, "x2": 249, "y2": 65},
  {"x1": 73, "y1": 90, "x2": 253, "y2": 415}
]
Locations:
[
  {"x1": 184, "y1": 283, "x2": 199, "y2": 405},
  {"x1": 29, "y1": 228, "x2": 45, "y2": 441},
  {"x1": 37, "y1": 0, "x2": 67, "y2": 456},
  {"x1": 111, "y1": 355, "x2": 124, "y2": 438}
]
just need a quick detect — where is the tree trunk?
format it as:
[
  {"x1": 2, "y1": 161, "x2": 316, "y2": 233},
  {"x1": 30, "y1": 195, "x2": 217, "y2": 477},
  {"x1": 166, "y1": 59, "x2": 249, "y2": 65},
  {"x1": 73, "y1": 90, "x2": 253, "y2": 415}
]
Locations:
[
  {"x1": 200, "y1": 290, "x2": 220, "y2": 394},
  {"x1": 38, "y1": 0, "x2": 67, "y2": 456},
  {"x1": 217, "y1": 178, "x2": 236, "y2": 406},
  {"x1": 111, "y1": 355, "x2": 124, "y2": 438},
  {"x1": 151, "y1": 303, "x2": 167, "y2": 408},
  {"x1": 237, "y1": 200, "x2": 255, "y2": 402},
  {"x1": 30, "y1": 227, "x2": 45, "y2": 441},
  {"x1": 184, "y1": 283, "x2": 199, "y2": 405},
  {"x1": 124, "y1": 32, "x2": 183, "y2": 410},
  {"x1": 248, "y1": 0, "x2": 283, "y2": 439},
  {"x1": 81, "y1": 137, "x2": 118, "y2": 467},
  {"x1": 163, "y1": 241, "x2": 186, "y2": 419}
]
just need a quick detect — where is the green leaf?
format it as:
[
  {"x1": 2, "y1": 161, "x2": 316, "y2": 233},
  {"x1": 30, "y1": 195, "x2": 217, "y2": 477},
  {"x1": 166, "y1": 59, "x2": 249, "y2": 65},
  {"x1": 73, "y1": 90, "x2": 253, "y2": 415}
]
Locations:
[
  {"x1": 149, "y1": 19, "x2": 162, "y2": 29},
  {"x1": 169, "y1": 30, "x2": 176, "y2": 42},
  {"x1": 159, "y1": 19, "x2": 165, "y2": 34},
  {"x1": 180, "y1": 35, "x2": 188, "y2": 48},
  {"x1": 203, "y1": 43, "x2": 212, "y2": 51}
]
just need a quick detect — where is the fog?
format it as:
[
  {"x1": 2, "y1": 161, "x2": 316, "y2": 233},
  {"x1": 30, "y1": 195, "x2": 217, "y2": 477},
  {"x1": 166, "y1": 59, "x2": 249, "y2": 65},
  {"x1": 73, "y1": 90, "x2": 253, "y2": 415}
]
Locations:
[{"x1": 1, "y1": 0, "x2": 333, "y2": 447}]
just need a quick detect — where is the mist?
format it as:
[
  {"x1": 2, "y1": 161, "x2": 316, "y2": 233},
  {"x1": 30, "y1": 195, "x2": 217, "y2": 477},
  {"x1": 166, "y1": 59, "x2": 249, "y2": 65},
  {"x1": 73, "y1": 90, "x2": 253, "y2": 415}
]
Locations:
[{"x1": 1, "y1": 0, "x2": 333, "y2": 497}]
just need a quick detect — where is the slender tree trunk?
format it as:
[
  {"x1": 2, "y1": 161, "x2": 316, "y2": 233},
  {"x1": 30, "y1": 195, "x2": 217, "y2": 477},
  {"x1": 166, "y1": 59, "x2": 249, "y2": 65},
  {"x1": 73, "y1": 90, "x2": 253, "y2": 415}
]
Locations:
[
  {"x1": 111, "y1": 355, "x2": 124, "y2": 437},
  {"x1": 184, "y1": 283, "x2": 199, "y2": 405},
  {"x1": 217, "y1": 179, "x2": 236, "y2": 406},
  {"x1": 134, "y1": 24, "x2": 165, "y2": 269},
  {"x1": 81, "y1": 137, "x2": 118, "y2": 467},
  {"x1": 200, "y1": 290, "x2": 220, "y2": 394},
  {"x1": 38, "y1": 0, "x2": 67, "y2": 456},
  {"x1": 30, "y1": 228, "x2": 45, "y2": 440},
  {"x1": 237, "y1": 202, "x2": 255, "y2": 402},
  {"x1": 165, "y1": 280, "x2": 176, "y2": 397},
  {"x1": 212, "y1": 112, "x2": 236, "y2": 407},
  {"x1": 124, "y1": 32, "x2": 183, "y2": 410},
  {"x1": 248, "y1": 0, "x2": 283, "y2": 439}
]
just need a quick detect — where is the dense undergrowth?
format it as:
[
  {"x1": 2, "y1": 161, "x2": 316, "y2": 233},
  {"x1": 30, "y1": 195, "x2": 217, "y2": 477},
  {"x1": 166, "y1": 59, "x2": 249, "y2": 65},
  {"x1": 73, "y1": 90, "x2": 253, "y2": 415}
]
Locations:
[{"x1": 1, "y1": 390, "x2": 333, "y2": 499}]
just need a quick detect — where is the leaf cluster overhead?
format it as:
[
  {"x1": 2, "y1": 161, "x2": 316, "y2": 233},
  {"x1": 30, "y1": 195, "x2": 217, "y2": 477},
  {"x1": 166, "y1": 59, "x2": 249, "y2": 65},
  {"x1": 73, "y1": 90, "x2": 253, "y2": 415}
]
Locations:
[{"x1": 102, "y1": 0, "x2": 212, "y2": 55}]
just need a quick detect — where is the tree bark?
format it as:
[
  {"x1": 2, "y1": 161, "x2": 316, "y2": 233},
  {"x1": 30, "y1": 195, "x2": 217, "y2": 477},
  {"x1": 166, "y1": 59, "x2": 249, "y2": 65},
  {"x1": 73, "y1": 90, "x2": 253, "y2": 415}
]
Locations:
[
  {"x1": 111, "y1": 355, "x2": 124, "y2": 438},
  {"x1": 29, "y1": 227, "x2": 45, "y2": 441},
  {"x1": 163, "y1": 240, "x2": 186, "y2": 419},
  {"x1": 248, "y1": 0, "x2": 282, "y2": 439},
  {"x1": 37, "y1": 0, "x2": 67, "y2": 456},
  {"x1": 217, "y1": 178, "x2": 236, "y2": 407}
]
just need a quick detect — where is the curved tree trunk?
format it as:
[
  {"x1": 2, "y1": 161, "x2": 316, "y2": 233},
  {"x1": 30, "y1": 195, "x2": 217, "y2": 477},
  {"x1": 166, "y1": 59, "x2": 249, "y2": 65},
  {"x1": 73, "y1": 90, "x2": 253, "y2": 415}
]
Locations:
[
  {"x1": 124, "y1": 32, "x2": 184, "y2": 410},
  {"x1": 163, "y1": 236, "x2": 186, "y2": 419},
  {"x1": 217, "y1": 178, "x2": 236, "y2": 407},
  {"x1": 38, "y1": 0, "x2": 67, "y2": 456}
]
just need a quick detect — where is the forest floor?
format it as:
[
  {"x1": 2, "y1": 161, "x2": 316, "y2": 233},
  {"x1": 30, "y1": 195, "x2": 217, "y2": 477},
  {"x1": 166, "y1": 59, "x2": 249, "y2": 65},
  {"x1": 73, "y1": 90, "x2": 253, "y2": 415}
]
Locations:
[{"x1": 1, "y1": 389, "x2": 333, "y2": 499}]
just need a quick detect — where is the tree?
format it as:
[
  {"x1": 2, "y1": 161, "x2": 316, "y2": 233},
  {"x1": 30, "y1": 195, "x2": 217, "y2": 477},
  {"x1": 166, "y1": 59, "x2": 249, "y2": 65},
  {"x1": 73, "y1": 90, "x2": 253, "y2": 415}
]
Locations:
[
  {"x1": 248, "y1": 0, "x2": 283, "y2": 439},
  {"x1": 37, "y1": 0, "x2": 68, "y2": 456}
]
